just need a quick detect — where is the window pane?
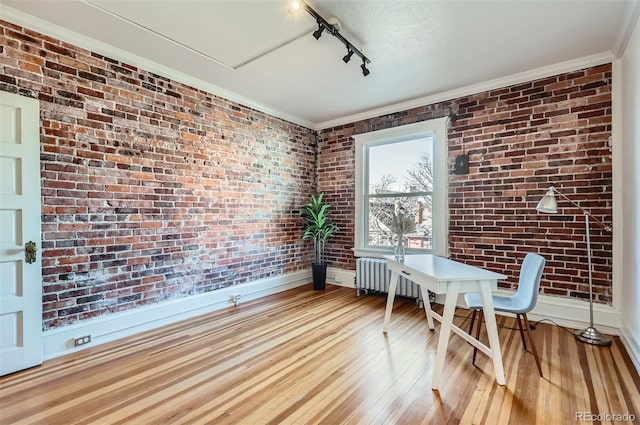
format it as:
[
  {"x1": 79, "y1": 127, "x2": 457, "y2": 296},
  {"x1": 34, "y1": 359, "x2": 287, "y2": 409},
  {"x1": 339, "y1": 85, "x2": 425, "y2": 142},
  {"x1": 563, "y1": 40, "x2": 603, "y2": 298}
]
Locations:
[
  {"x1": 354, "y1": 117, "x2": 448, "y2": 256},
  {"x1": 368, "y1": 137, "x2": 433, "y2": 194},
  {"x1": 367, "y1": 195, "x2": 432, "y2": 249}
]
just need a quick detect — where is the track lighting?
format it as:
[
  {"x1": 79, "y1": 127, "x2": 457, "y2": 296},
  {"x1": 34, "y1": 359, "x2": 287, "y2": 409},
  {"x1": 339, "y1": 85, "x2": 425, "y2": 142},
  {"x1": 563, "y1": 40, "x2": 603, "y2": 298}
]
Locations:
[
  {"x1": 342, "y1": 49, "x2": 354, "y2": 63},
  {"x1": 290, "y1": 0, "x2": 371, "y2": 76},
  {"x1": 360, "y1": 61, "x2": 370, "y2": 76},
  {"x1": 312, "y1": 23, "x2": 325, "y2": 40}
]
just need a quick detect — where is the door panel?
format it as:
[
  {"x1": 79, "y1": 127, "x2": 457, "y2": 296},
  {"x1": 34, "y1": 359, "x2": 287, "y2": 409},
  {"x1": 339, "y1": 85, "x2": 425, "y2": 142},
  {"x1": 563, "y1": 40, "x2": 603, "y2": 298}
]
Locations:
[{"x1": 0, "y1": 92, "x2": 42, "y2": 375}]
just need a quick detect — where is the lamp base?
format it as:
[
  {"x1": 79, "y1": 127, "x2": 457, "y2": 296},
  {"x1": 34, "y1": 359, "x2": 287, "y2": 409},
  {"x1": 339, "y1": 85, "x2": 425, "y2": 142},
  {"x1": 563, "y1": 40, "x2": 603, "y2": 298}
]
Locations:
[{"x1": 574, "y1": 327, "x2": 612, "y2": 346}]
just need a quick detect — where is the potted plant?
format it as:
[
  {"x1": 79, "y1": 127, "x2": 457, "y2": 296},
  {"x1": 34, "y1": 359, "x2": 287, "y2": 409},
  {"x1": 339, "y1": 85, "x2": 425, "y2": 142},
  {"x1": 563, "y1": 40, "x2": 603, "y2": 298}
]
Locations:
[{"x1": 302, "y1": 193, "x2": 339, "y2": 290}]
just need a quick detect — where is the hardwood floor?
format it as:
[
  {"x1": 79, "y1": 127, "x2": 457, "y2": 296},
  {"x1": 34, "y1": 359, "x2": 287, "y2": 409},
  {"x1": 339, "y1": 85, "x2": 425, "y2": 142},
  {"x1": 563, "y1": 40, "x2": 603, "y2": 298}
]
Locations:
[{"x1": 1, "y1": 286, "x2": 639, "y2": 424}]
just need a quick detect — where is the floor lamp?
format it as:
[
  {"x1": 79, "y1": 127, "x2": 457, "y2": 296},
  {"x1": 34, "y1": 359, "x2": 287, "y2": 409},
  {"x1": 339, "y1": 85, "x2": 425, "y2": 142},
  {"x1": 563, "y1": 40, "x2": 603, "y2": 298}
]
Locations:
[{"x1": 536, "y1": 186, "x2": 612, "y2": 346}]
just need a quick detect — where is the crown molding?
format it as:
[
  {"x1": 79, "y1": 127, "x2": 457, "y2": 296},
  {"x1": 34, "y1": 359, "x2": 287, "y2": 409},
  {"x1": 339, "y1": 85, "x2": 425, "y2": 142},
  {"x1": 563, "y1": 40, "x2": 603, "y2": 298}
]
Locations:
[
  {"x1": 0, "y1": 5, "x2": 316, "y2": 130},
  {"x1": 0, "y1": 5, "x2": 623, "y2": 133},
  {"x1": 613, "y1": 0, "x2": 640, "y2": 57},
  {"x1": 316, "y1": 51, "x2": 617, "y2": 130}
]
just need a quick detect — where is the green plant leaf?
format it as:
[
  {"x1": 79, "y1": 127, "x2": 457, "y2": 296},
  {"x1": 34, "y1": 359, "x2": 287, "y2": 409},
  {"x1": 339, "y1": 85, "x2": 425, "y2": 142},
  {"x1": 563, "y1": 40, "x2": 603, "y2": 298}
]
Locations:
[{"x1": 301, "y1": 192, "x2": 339, "y2": 264}]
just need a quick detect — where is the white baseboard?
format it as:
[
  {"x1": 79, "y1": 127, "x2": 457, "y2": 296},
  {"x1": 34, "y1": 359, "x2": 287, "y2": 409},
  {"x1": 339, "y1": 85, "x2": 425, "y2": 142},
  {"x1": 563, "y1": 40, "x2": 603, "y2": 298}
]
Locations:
[
  {"x1": 620, "y1": 327, "x2": 640, "y2": 374},
  {"x1": 328, "y1": 267, "x2": 623, "y2": 334},
  {"x1": 328, "y1": 267, "x2": 625, "y2": 334},
  {"x1": 526, "y1": 293, "x2": 622, "y2": 335},
  {"x1": 430, "y1": 291, "x2": 622, "y2": 336},
  {"x1": 43, "y1": 269, "x2": 311, "y2": 360},
  {"x1": 327, "y1": 267, "x2": 356, "y2": 288},
  {"x1": 44, "y1": 265, "x2": 634, "y2": 373}
]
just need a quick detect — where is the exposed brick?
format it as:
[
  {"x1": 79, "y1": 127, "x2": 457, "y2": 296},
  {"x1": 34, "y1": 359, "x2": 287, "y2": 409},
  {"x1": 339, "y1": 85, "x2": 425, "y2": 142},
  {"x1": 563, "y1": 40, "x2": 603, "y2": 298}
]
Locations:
[
  {"x1": 1, "y1": 20, "x2": 317, "y2": 331},
  {"x1": 319, "y1": 64, "x2": 612, "y2": 305},
  {"x1": 1, "y1": 19, "x2": 613, "y2": 328}
]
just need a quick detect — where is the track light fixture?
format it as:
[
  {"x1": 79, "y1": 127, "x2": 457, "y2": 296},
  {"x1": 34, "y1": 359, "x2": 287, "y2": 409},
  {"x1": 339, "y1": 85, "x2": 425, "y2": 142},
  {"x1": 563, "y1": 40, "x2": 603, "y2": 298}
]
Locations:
[
  {"x1": 342, "y1": 49, "x2": 354, "y2": 63},
  {"x1": 312, "y1": 23, "x2": 325, "y2": 40},
  {"x1": 360, "y1": 60, "x2": 370, "y2": 76},
  {"x1": 291, "y1": 0, "x2": 371, "y2": 76}
]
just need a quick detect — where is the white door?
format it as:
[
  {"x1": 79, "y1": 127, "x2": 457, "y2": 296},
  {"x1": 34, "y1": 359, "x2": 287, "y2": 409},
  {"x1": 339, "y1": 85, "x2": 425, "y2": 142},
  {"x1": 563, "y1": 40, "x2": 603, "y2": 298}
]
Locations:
[{"x1": 0, "y1": 92, "x2": 42, "y2": 375}]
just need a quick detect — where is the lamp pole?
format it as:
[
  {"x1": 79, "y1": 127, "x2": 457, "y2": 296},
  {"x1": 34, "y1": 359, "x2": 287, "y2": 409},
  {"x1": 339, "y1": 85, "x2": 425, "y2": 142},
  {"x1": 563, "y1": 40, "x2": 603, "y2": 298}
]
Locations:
[
  {"x1": 573, "y1": 211, "x2": 611, "y2": 345},
  {"x1": 536, "y1": 186, "x2": 611, "y2": 346}
]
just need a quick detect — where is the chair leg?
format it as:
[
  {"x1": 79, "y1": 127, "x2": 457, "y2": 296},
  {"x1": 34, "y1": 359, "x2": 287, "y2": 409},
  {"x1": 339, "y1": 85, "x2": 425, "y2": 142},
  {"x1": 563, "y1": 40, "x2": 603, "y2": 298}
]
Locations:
[
  {"x1": 472, "y1": 310, "x2": 483, "y2": 365},
  {"x1": 522, "y1": 313, "x2": 543, "y2": 377},
  {"x1": 468, "y1": 309, "x2": 477, "y2": 365},
  {"x1": 515, "y1": 314, "x2": 528, "y2": 351},
  {"x1": 468, "y1": 309, "x2": 477, "y2": 335}
]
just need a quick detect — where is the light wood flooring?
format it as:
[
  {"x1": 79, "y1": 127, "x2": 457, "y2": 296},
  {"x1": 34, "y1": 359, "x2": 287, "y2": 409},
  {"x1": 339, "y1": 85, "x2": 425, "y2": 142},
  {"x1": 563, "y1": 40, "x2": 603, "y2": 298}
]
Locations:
[{"x1": 1, "y1": 286, "x2": 639, "y2": 424}]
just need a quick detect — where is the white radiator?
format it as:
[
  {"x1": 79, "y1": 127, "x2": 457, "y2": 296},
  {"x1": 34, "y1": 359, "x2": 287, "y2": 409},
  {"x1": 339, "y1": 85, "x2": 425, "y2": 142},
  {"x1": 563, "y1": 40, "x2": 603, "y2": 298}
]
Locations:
[{"x1": 355, "y1": 257, "x2": 421, "y2": 299}]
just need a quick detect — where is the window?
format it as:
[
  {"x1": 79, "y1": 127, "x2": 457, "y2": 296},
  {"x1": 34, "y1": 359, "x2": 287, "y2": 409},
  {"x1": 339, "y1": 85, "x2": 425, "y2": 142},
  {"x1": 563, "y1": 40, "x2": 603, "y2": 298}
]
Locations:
[{"x1": 353, "y1": 117, "x2": 449, "y2": 257}]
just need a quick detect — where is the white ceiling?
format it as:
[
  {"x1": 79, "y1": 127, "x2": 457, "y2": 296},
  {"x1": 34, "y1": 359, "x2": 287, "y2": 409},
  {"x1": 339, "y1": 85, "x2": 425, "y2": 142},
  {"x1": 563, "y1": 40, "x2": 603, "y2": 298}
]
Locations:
[{"x1": 2, "y1": 0, "x2": 639, "y2": 129}]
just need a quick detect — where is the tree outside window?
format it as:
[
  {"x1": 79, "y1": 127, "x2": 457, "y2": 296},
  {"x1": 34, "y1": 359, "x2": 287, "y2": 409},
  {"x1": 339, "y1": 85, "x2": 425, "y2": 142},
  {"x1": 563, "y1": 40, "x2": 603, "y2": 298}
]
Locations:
[{"x1": 366, "y1": 139, "x2": 433, "y2": 250}]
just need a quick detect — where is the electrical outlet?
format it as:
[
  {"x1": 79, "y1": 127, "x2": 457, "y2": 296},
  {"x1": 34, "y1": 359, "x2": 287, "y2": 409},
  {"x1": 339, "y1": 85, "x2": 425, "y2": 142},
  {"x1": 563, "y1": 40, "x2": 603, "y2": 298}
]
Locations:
[
  {"x1": 229, "y1": 294, "x2": 241, "y2": 306},
  {"x1": 334, "y1": 275, "x2": 343, "y2": 283},
  {"x1": 74, "y1": 335, "x2": 91, "y2": 347}
]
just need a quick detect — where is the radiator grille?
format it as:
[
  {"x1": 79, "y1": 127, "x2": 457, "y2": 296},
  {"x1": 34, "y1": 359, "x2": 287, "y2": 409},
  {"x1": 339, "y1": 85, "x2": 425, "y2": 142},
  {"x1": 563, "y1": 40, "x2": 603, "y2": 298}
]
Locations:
[{"x1": 355, "y1": 257, "x2": 420, "y2": 298}]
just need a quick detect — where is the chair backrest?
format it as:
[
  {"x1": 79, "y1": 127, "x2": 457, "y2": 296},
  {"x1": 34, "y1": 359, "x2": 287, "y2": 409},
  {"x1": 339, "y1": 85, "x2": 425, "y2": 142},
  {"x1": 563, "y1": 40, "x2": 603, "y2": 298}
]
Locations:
[{"x1": 513, "y1": 253, "x2": 546, "y2": 313}]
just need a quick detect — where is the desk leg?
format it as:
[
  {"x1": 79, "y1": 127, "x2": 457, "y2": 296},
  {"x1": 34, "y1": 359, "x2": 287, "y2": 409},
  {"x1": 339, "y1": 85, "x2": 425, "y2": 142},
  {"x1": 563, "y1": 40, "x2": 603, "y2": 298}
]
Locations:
[
  {"x1": 479, "y1": 283, "x2": 506, "y2": 386},
  {"x1": 382, "y1": 271, "x2": 400, "y2": 333},
  {"x1": 419, "y1": 285, "x2": 435, "y2": 330},
  {"x1": 431, "y1": 281, "x2": 460, "y2": 390}
]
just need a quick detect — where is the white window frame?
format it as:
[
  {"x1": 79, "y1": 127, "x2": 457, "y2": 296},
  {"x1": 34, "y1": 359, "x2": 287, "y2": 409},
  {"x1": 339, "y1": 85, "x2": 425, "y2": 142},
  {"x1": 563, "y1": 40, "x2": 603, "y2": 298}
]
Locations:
[{"x1": 353, "y1": 117, "x2": 449, "y2": 258}]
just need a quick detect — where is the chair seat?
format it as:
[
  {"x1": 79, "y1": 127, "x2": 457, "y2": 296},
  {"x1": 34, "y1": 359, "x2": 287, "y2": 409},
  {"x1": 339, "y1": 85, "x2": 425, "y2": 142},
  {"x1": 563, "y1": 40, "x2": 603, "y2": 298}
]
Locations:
[{"x1": 464, "y1": 292, "x2": 532, "y2": 314}]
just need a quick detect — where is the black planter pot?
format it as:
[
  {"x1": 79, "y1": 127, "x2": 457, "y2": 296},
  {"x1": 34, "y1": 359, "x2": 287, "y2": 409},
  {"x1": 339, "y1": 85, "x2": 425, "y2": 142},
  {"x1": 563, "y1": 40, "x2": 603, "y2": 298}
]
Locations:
[{"x1": 311, "y1": 263, "x2": 327, "y2": 290}]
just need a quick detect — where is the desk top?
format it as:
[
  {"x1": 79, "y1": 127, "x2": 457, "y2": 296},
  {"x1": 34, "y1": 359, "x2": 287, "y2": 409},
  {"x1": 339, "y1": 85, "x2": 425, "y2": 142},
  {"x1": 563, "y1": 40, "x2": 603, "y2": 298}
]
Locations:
[{"x1": 384, "y1": 254, "x2": 506, "y2": 282}]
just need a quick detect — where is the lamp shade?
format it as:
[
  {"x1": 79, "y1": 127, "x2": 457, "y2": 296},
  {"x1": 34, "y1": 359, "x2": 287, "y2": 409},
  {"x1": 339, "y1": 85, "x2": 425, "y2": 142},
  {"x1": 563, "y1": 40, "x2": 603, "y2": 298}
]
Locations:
[{"x1": 536, "y1": 187, "x2": 558, "y2": 213}]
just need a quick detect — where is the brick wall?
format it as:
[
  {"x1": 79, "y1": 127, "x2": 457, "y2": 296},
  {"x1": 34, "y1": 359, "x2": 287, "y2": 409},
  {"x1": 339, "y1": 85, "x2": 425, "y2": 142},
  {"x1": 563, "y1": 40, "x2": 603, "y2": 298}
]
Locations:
[
  {"x1": 0, "y1": 16, "x2": 614, "y2": 329},
  {"x1": 319, "y1": 64, "x2": 613, "y2": 304},
  {"x1": 1, "y1": 20, "x2": 317, "y2": 330}
]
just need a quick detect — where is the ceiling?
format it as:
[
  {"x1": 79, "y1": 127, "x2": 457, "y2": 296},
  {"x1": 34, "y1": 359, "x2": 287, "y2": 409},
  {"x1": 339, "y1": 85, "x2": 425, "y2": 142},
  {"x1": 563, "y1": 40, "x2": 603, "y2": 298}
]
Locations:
[{"x1": 1, "y1": 0, "x2": 639, "y2": 129}]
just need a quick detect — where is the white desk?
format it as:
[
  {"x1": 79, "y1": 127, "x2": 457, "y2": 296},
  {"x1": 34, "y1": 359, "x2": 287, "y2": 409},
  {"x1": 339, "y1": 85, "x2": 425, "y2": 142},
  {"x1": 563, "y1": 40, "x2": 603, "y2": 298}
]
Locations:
[{"x1": 382, "y1": 254, "x2": 507, "y2": 390}]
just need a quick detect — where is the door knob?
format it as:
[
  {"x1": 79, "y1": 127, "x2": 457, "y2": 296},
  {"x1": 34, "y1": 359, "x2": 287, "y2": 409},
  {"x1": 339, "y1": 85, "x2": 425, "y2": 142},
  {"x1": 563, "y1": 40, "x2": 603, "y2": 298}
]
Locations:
[{"x1": 25, "y1": 241, "x2": 37, "y2": 264}]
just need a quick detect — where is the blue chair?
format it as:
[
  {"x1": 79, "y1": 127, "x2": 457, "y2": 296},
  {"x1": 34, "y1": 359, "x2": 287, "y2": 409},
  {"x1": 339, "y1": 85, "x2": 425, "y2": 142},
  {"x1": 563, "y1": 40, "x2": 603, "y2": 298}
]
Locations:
[{"x1": 464, "y1": 253, "x2": 546, "y2": 377}]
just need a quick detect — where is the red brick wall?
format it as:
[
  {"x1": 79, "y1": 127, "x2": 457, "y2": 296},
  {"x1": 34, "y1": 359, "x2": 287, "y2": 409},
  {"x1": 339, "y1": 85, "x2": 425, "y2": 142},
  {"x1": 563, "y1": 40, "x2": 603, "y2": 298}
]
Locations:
[
  {"x1": 319, "y1": 64, "x2": 613, "y2": 304},
  {"x1": 1, "y1": 21, "x2": 317, "y2": 329}
]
